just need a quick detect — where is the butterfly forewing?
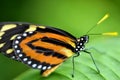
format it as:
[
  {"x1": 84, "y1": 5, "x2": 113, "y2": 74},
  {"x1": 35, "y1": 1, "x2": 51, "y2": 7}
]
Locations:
[
  {"x1": 0, "y1": 22, "x2": 75, "y2": 60},
  {"x1": 0, "y1": 22, "x2": 39, "y2": 60},
  {"x1": 0, "y1": 22, "x2": 77, "y2": 76}
]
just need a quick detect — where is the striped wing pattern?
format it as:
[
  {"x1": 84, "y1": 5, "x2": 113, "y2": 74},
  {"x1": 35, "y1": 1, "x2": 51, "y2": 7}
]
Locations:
[
  {"x1": 0, "y1": 22, "x2": 76, "y2": 76},
  {"x1": 0, "y1": 22, "x2": 31, "y2": 60}
]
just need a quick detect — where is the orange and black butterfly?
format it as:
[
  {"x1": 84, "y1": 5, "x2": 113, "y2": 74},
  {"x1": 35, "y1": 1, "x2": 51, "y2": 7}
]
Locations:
[
  {"x1": 0, "y1": 22, "x2": 86, "y2": 76},
  {"x1": 0, "y1": 14, "x2": 117, "y2": 77}
]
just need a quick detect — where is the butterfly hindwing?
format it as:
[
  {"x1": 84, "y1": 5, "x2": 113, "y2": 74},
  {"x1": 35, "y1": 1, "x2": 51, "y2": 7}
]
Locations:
[
  {"x1": 12, "y1": 30, "x2": 76, "y2": 76},
  {"x1": 41, "y1": 64, "x2": 61, "y2": 77}
]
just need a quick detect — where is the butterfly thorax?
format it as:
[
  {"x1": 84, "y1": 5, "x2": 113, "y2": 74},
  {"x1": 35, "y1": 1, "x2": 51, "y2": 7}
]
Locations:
[{"x1": 74, "y1": 35, "x2": 89, "y2": 52}]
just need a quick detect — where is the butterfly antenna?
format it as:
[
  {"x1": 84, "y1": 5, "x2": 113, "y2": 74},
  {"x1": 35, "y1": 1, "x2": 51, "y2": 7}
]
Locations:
[
  {"x1": 86, "y1": 13, "x2": 118, "y2": 36},
  {"x1": 88, "y1": 32, "x2": 118, "y2": 36},
  {"x1": 86, "y1": 13, "x2": 109, "y2": 35}
]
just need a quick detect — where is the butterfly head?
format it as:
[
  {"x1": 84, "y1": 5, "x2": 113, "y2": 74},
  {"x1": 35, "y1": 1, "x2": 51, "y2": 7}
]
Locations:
[{"x1": 75, "y1": 35, "x2": 89, "y2": 52}]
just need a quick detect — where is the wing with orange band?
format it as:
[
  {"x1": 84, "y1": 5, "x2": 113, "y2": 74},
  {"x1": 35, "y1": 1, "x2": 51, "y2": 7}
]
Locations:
[
  {"x1": 0, "y1": 22, "x2": 76, "y2": 62},
  {"x1": 0, "y1": 22, "x2": 77, "y2": 76},
  {"x1": 13, "y1": 31, "x2": 76, "y2": 76}
]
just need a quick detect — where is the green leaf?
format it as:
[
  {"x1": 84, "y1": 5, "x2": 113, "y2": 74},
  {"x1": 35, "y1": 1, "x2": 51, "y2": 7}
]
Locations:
[
  {"x1": 13, "y1": 37, "x2": 120, "y2": 80},
  {"x1": 0, "y1": 55, "x2": 28, "y2": 80}
]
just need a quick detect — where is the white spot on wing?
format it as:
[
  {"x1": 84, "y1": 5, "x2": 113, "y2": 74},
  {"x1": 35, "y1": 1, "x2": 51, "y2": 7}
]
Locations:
[
  {"x1": 19, "y1": 54, "x2": 23, "y2": 57},
  {"x1": 14, "y1": 45, "x2": 18, "y2": 48},
  {"x1": 15, "y1": 40, "x2": 19, "y2": 44},
  {"x1": 47, "y1": 66, "x2": 51, "y2": 69},
  {"x1": 23, "y1": 33, "x2": 27, "y2": 37},
  {"x1": 23, "y1": 58, "x2": 28, "y2": 61},
  {"x1": 27, "y1": 61, "x2": 32, "y2": 64},
  {"x1": 37, "y1": 65, "x2": 42, "y2": 69},
  {"x1": 16, "y1": 50, "x2": 20, "y2": 53},
  {"x1": 42, "y1": 66, "x2": 47, "y2": 70},
  {"x1": 32, "y1": 64, "x2": 37, "y2": 68},
  {"x1": 17, "y1": 36, "x2": 22, "y2": 39},
  {"x1": 29, "y1": 31, "x2": 33, "y2": 34}
]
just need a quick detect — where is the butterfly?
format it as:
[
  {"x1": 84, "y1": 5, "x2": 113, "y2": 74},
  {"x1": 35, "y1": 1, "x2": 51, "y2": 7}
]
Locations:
[
  {"x1": 0, "y1": 14, "x2": 117, "y2": 77},
  {"x1": 0, "y1": 22, "x2": 88, "y2": 76}
]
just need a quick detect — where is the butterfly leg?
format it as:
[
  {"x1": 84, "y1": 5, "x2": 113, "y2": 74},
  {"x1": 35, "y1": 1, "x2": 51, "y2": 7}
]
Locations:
[
  {"x1": 83, "y1": 50, "x2": 100, "y2": 73},
  {"x1": 72, "y1": 52, "x2": 80, "y2": 78}
]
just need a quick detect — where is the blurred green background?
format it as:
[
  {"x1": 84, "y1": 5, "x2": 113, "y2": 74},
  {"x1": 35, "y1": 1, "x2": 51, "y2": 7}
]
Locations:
[{"x1": 0, "y1": 0, "x2": 120, "y2": 80}]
